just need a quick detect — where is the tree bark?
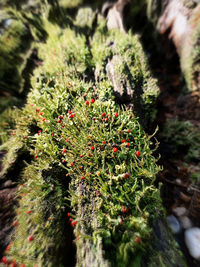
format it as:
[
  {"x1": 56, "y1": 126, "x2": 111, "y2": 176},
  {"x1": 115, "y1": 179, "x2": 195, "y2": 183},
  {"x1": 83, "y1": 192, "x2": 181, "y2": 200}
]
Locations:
[{"x1": 147, "y1": 0, "x2": 200, "y2": 91}]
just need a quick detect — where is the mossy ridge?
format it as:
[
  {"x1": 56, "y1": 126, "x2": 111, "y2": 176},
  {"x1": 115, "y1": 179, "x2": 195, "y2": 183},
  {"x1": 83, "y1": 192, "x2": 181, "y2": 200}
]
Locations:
[
  {"x1": 5, "y1": 162, "x2": 74, "y2": 267},
  {"x1": 91, "y1": 16, "x2": 159, "y2": 127}
]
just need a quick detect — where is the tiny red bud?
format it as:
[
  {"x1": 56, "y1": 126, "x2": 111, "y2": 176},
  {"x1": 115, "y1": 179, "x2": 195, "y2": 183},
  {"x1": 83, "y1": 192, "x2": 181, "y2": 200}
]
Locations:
[
  {"x1": 128, "y1": 129, "x2": 131, "y2": 133},
  {"x1": 27, "y1": 210, "x2": 32, "y2": 214},
  {"x1": 39, "y1": 112, "x2": 43, "y2": 116},
  {"x1": 136, "y1": 236, "x2": 141, "y2": 244},
  {"x1": 81, "y1": 176, "x2": 85, "y2": 180},
  {"x1": 59, "y1": 115, "x2": 63, "y2": 119},
  {"x1": 58, "y1": 119, "x2": 61, "y2": 123},
  {"x1": 66, "y1": 138, "x2": 69, "y2": 142},
  {"x1": 121, "y1": 139, "x2": 126, "y2": 143},
  {"x1": 136, "y1": 151, "x2": 140, "y2": 157},
  {"x1": 71, "y1": 220, "x2": 77, "y2": 226},
  {"x1": 123, "y1": 173, "x2": 130, "y2": 179},
  {"x1": 105, "y1": 118, "x2": 108, "y2": 122},
  {"x1": 34, "y1": 155, "x2": 38, "y2": 159},
  {"x1": 115, "y1": 112, "x2": 118, "y2": 117},
  {"x1": 90, "y1": 146, "x2": 94, "y2": 151},
  {"x1": 126, "y1": 142, "x2": 130, "y2": 147},
  {"x1": 85, "y1": 101, "x2": 89, "y2": 105},
  {"x1": 101, "y1": 112, "x2": 106, "y2": 117},
  {"x1": 91, "y1": 99, "x2": 95, "y2": 103},
  {"x1": 1, "y1": 256, "x2": 7, "y2": 264},
  {"x1": 36, "y1": 108, "x2": 40, "y2": 112},
  {"x1": 42, "y1": 118, "x2": 46, "y2": 122},
  {"x1": 13, "y1": 221, "x2": 18, "y2": 227},
  {"x1": 69, "y1": 114, "x2": 74, "y2": 118},
  {"x1": 102, "y1": 141, "x2": 106, "y2": 144},
  {"x1": 113, "y1": 147, "x2": 118, "y2": 152},
  {"x1": 67, "y1": 213, "x2": 70, "y2": 217},
  {"x1": 28, "y1": 235, "x2": 34, "y2": 242},
  {"x1": 70, "y1": 163, "x2": 74, "y2": 167},
  {"x1": 62, "y1": 149, "x2": 67, "y2": 155},
  {"x1": 52, "y1": 133, "x2": 54, "y2": 137}
]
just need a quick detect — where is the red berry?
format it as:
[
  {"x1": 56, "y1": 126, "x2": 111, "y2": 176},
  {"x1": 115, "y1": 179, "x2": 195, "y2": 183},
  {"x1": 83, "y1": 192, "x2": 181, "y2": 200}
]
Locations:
[
  {"x1": 71, "y1": 220, "x2": 77, "y2": 226},
  {"x1": 90, "y1": 146, "x2": 94, "y2": 151},
  {"x1": 113, "y1": 147, "x2": 118, "y2": 152},
  {"x1": 27, "y1": 210, "x2": 32, "y2": 214},
  {"x1": 11, "y1": 259, "x2": 17, "y2": 267},
  {"x1": 36, "y1": 108, "x2": 40, "y2": 112},
  {"x1": 91, "y1": 99, "x2": 95, "y2": 103},
  {"x1": 102, "y1": 141, "x2": 106, "y2": 144},
  {"x1": 102, "y1": 119, "x2": 105, "y2": 122},
  {"x1": 80, "y1": 155, "x2": 83, "y2": 158},
  {"x1": 28, "y1": 235, "x2": 34, "y2": 242},
  {"x1": 59, "y1": 115, "x2": 63, "y2": 119},
  {"x1": 123, "y1": 173, "x2": 130, "y2": 179},
  {"x1": 66, "y1": 138, "x2": 69, "y2": 142},
  {"x1": 20, "y1": 264, "x2": 26, "y2": 267},
  {"x1": 81, "y1": 176, "x2": 85, "y2": 180},
  {"x1": 69, "y1": 218, "x2": 73, "y2": 222},
  {"x1": 62, "y1": 148, "x2": 67, "y2": 155},
  {"x1": 68, "y1": 110, "x2": 72, "y2": 114},
  {"x1": 13, "y1": 221, "x2": 18, "y2": 226},
  {"x1": 34, "y1": 155, "x2": 38, "y2": 159},
  {"x1": 58, "y1": 119, "x2": 61, "y2": 123},
  {"x1": 69, "y1": 114, "x2": 74, "y2": 118},
  {"x1": 105, "y1": 118, "x2": 108, "y2": 122},
  {"x1": 115, "y1": 112, "x2": 118, "y2": 117},
  {"x1": 136, "y1": 236, "x2": 141, "y2": 244},
  {"x1": 121, "y1": 139, "x2": 126, "y2": 143},
  {"x1": 39, "y1": 112, "x2": 43, "y2": 116},
  {"x1": 85, "y1": 101, "x2": 89, "y2": 105},
  {"x1": 6, "y1": 244, "x2": 11, "y2": 251},
  {"x1": 67, "y1": 213, "x2": 70, "y2": 217},
  {"x1": 126, "y1": 142, "x2": 130, "y2": 147},
  {"x1": 1, "y1": 256, "x2": 7, "y2": 264},
  {"x1": 136, "y1": 151, "x2": 140, "y2": 157},
  {"x1": 101, "y1": 112, "x2": 106, "y2": 117},
  {"x1": 128, "y1": 129, "x2": 131, "y2": 133},
  {"x1": 70, "y1": 163, "x2": 74, "y2": 167}
]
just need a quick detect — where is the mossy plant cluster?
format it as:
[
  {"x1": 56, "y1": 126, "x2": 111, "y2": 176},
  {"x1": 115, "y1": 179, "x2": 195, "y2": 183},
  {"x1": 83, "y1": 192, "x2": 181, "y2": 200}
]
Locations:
[
  {"x1": 161, "y1": 118, "x2": 200, "y2": 183},
  {"x1": 0, "y1": 4, "x2": 164, "y2": 267}
]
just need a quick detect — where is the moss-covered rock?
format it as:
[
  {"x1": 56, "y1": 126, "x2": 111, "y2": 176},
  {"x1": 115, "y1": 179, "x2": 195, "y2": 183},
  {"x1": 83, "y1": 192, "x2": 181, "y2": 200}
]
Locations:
[{"x1": 0, "y1": 2, "x2": 186, "y2": 266}]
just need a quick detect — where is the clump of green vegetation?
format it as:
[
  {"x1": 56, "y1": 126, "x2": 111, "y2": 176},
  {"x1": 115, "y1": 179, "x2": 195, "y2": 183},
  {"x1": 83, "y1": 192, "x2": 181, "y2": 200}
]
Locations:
[
  {"x1": 161, "y1": 119, "x2": 200, "y2": 162},
  {"x1": 161, "y1": 118, "x2": 200, "y2": 184},
  {"x1": 91, "y1": 17, "x2": 159, "y2": 127},
  {"x1": 0, "y1": 2, "x2": 186, "y2": 266},
  {"x1": 0, "y1": 9, "x2": 165, "y2": 266}
]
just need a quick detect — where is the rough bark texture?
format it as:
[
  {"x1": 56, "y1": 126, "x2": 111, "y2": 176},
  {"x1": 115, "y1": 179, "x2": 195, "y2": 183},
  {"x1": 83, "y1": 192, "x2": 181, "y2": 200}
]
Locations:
[{"x1": 147, "y1": 0, "x2": 200, "y2": 91}]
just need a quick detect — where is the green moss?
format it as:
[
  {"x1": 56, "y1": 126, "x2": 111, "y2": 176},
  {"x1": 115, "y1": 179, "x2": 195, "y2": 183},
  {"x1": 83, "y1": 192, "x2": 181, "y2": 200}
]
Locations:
[
  {"x1": 91, "y1": 19, "x2": 159, "y2": 126},
  {"x1": 161, "y1": 118, "x2": 200, "y2": 162},
  {"x1": 0, "y1": 3, "x2": 182, "y2": 266}
]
